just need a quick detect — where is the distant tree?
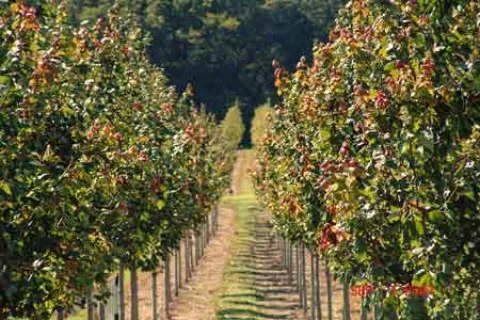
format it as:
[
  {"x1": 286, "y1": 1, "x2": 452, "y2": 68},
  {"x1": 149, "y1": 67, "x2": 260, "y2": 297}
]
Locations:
[
  {"x1": 251, "y1": 102, "x2": 273, "y2": 147},
  {"x1": 221, "y1": 101, "x2": 245, "y2": 149}
]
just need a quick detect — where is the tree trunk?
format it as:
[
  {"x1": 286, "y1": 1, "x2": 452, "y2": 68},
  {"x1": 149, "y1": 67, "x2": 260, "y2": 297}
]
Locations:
[
  {"x1": 287, "y1": 240, "x2": 292, "y2": 283},
  {"x1": 175, "y1": 249, "x2": 179, "y2": 296},
  {"x1": 99, "y1": 304, "x2": 106, "y2": 320},
  {"x1": 189, "y1": 231, "x2": 194, "y2": 272},
  {"x1": 211, "y1": 210, "x2": 215, "y2": 237},
  {"x1": 87, "y1": 289, "x2": 94, "y2": 320},
  {"x1": 199, "y1": 228, "x2": 203, "y2": 259},
  {"x1": 315, "y1": 255, "x2": 322, "y2": 320},
  {"x1": 296, "y1": 245, "x2": 301, "y2": 297},
  {"x1": 152, "y1": 271, "x2": 159, "y2": 320},
  {"x1": 185, "y1": 234, "x2": 190, "y2": 282},
  {"x1": 178, "y1": 244, "x2": 182, "y2": 288},
  {"x1": 215, "y1": 206, "x2": 219, "y2": 232},
  {"x1": 195, "y1": 231, "x2": 200, "y2": 265},
  {"x1": 57, "y1": 308, "x2": 64, "y2": 320},
  {"x1": 119, "y1": 262, "x2": 125, "y2": 320},
  {"x1": 206, "y1": 215, "x2": 210, "y2": 243},
  {"x1": 342, "y1": 276, "x2": 351, "y2": 320},
  {"x1": 164, "y1": 255, "x2": 171, "y2": 319},
  {"x1": 202, "y1": 224, "x2": 205, "y2": 255},
  {"x1": 325, "y1": 262, "x2": 333, "y2": 320},
  {"x1": 130, "y1": 265, "x2": 139, "y2": 320},
  {"x1": 311, "y1": 252, "x2": 316, "y2": 320},
  {"x1": 301, "y1": 243, "x2": 307, "y2": 313}
]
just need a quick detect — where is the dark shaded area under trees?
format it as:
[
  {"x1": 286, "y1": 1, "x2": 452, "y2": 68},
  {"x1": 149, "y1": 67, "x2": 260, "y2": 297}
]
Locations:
[{"x1": 65, "y1": 0, "x2": 345, "y2": 145}]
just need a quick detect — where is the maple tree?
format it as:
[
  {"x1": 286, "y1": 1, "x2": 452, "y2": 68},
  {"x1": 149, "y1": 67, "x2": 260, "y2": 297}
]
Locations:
[{"x1": 254, "y1": 0, "x2": 480, "y2": 318}]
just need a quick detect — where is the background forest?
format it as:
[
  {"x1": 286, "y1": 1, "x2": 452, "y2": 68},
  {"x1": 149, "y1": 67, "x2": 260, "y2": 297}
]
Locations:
[{"x1": 65, "y1": 0, "x2": 345, "y2": 144}]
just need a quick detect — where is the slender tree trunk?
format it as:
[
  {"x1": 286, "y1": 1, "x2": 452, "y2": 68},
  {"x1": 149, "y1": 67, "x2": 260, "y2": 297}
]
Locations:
[
  {"x1": 164, "y1": 255, "x2": 171, "y2": 319},
  {"x1": 99, "y1": 303, "x2": 106, "y2": 320},
  {"x1": 57, "y1": 308, "x2": 64, "y2": 320},
  {"x1": 311, "y1": 251, "x2": 316, "y2": 320},
  {"x1": 119, "y1": 262, "x2": 125, "y2": 320},
  {"x1": 175, "y1": 249, "x2": 179, "y2": 296},
  {"x1": 301, "y1": 243, "x2": 307, "y2": 313},
  {"x1": 206, "y1": 215, "x2": 210, "y2": 244},
  {"x1": 286, "y1": 240, "x2": 290, "y2": 273},
  {"x1": 325, "y1": 262, "x2": 333, "y2": 320},
  {"x1": 200, "y1": 228, "x2": 203, "y2": 258},
  {"x1": 185, "y1": 234, "x2": 190, "y2": 282},
  {"x1": 315, "y1": 255, "x2": 322, "y2": 320},
  {"x1": 152, "y1": 271, "x2": 158, "y2": 320},
  {"x1": 130, "y1": 265, "x2": 139, "y2": 320},
  {"x1": 342, "y1": 276, "x2": 351, "y2": 320},
  {"x1": 296, "y1": 245, "x2": 301, "y2": 296},
  {"x1": 202, "y1": 224, "x2": 206, "y2": 255},
  {"x1": 204, "y1": 222, "x2": 207, "y2": 247},
  {"x1": 87, "y1": 289, "x2": 94, "y2": 320},
  {"x1": 199, "y1": 228, "x2": 203, "y2": 258},
  {"x1": 211, "y1": 210, "x2": 216, "y2": 237},
  {"x1": 195, "y1": 231, "x2": 200, "y2": 265},
  {"x1": 298, "y1": 245, "x2": 304, "y2": 308},
  {"x1": 178, "y1": 244, "x2": 182, "y2": 288},
  {"x1": 189, "y1": 231, "x2": 194, "y2": 273},
  {"x1": 287, "y1": 241, "x2": 293, "y2": 284}
]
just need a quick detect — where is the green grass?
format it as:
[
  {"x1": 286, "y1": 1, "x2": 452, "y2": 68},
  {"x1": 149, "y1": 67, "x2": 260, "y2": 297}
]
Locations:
[
  {"x1": 215, "y1": 195, "x2": 258, "y2": 318},
  {"x1": 215, "y1": 149, "x2": 266, "y2": 319}
]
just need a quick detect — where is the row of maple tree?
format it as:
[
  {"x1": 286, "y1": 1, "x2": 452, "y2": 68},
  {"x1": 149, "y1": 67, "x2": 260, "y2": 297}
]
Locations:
[
  {"x1": 254, "y1": 0, "x2": 480, "y2": 319},
  {"x1": 0, "y1": 1, "x2": 240, "y2": 319}
]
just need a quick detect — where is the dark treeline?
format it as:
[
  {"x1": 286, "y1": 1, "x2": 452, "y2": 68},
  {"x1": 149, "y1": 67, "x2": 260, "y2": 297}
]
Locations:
[{"x1": 66, "y1": 0, "x2": 345, "y2": 144}]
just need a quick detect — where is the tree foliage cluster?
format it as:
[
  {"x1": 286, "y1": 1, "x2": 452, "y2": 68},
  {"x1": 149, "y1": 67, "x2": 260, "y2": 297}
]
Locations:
[
  {"x1": 0, "y1": 1, "x2": 236, "y2": 318},
  {"x1": 221, "y1": 101, "x2": 245, "y2": 150},
  {"x1": 64, "y1": 0, "x2": 346, "y2": 144},
  {"x1": 253, "y1": 0, "x2": 480, "y2": 318},
  {"x1": 250, "y1": 102, "x2": 272, "y2": 147}
]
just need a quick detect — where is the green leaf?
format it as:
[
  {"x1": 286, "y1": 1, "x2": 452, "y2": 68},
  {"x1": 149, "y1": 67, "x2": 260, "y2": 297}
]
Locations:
[
  {"x1": 0, "y1": 76, "x2": 9, "y2": 85},
  {"x1": 384, "y1": 61, "x2": 395, "y2": 72},
  {"x1": 427, "y1": 210, "x2": 443, "y2": 222},
  {"x1": 387, "y1": 211, "x2": 401, "y2": 223},
  {"x1": 413, "y1": 270, "x2": 433, "y2": 286},
  {"x1": 415, "y1": 219, "x2": 425, "y2": 236},
  {"x1": 464, "y1": 191, "x2": 476, "y2": 202},
  {"x1": 156, "y1": 200, "x2": 166, "y2": 210},
  {"x1": 319, "y1": 128, "x2": 331, "y2": 140},
  {"x1": 417, "y1": 133, "x2": 433, "y2": 153},
  {"x1": 0, "y1": 182, "x2": 12, "y2": 196}
]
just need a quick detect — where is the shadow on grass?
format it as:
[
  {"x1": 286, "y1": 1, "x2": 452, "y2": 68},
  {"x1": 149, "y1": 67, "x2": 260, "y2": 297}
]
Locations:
[
  {"x1": 216, "y1": 150, "x2": 299, "y2": 320},
  {"x1": 216, "y1": 308, "x2": 291, "y2": 320}
]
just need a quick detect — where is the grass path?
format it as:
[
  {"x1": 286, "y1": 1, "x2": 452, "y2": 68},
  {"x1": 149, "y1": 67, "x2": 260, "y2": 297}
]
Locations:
[{"x1": 215, "y1": 150, "x2": 302, "y2": 320}]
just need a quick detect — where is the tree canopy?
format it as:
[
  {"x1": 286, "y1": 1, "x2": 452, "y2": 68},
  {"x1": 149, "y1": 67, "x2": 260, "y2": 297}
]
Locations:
[{"x1": 65, "y1": 0, "x2": 346, "y2": 145}]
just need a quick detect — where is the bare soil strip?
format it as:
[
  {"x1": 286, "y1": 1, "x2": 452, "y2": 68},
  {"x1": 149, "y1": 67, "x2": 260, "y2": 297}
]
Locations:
[{"x1": 168, "y1": 206, "x2": 236, "y2": 320}]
